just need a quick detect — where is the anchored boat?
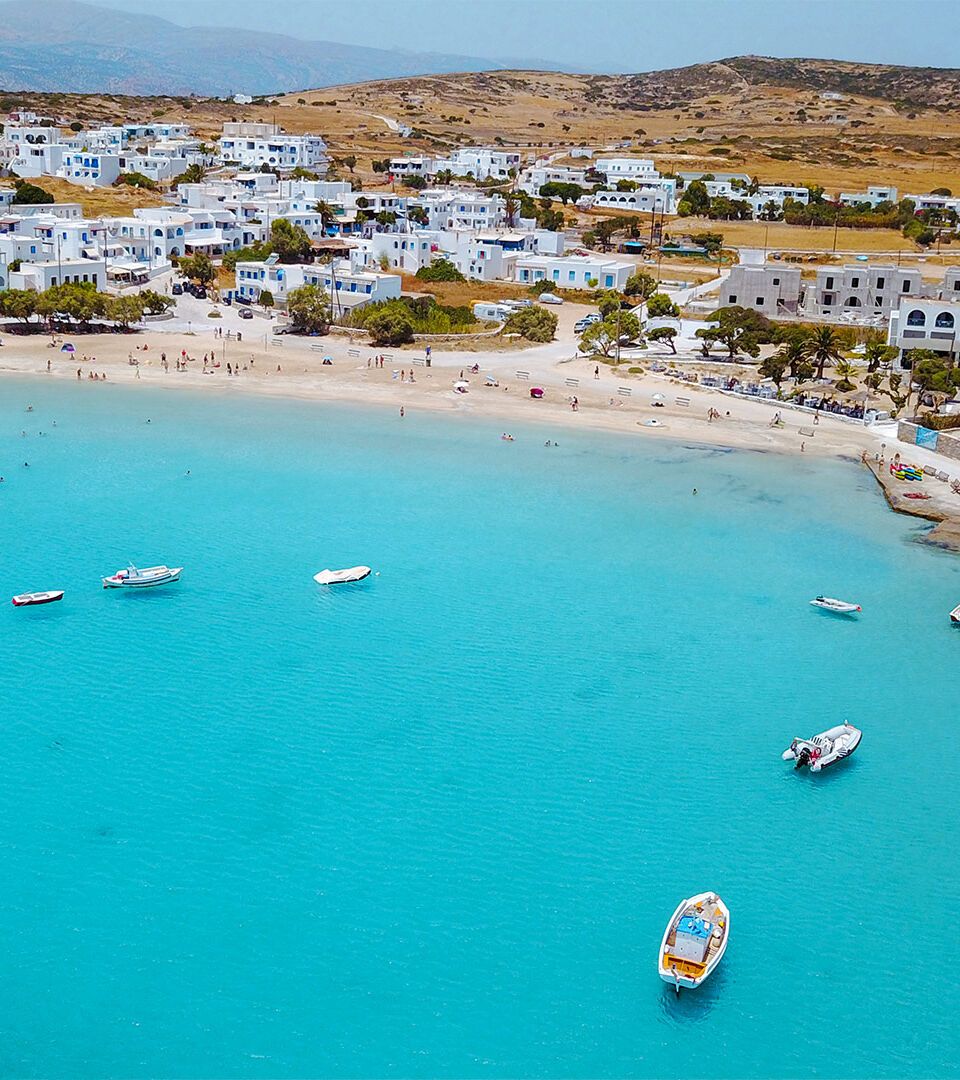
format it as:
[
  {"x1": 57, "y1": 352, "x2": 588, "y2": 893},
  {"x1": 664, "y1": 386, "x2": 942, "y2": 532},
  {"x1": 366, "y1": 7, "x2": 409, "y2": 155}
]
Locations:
[
  {"x1": 810, "y1": 596, "x2": 861, "y2": 615},
  {"x1": 782, "y1": 723, "x2": 862, "y2": 771},
  {"x1": 102, "y1": 564, "x2": 182, "y2": 589},
  {"x1": 658, "y1": 892, "x2": 729, "y2": 993},
  {"x1": 313, "y1": 566, "x2": 372, "y2": 585},
  {"x1": 950, "y1": 604, "x2": 960, "y2": 625},
  {"x1": 12, "y1": 590, "x2": 64, "y2": 607}
]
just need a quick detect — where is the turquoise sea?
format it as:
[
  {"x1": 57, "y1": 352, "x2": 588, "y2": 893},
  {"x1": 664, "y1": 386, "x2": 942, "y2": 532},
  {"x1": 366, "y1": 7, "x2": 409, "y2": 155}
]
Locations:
[{"x1": 2, "y1": 377, "x2": 959, "y2": 1079}]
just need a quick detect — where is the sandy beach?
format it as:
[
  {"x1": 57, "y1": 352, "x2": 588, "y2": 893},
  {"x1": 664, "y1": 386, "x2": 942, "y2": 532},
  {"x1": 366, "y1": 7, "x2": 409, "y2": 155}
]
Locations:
[{"x1": 5, "y1": 327, "x2": 960, "y2": 550}]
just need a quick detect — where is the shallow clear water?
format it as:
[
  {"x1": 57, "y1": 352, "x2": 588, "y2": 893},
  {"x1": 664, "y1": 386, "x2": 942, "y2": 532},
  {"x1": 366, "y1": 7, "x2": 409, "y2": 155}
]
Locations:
[{"x1": 2, "y1": 378, "x2": 959, "y2": 1079}]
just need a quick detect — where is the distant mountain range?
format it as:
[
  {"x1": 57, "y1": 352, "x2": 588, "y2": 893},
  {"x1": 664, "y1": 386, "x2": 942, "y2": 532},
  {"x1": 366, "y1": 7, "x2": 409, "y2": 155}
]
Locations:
[{"x1": 0, "y1": 0, "x2": 556, "y2": 97}]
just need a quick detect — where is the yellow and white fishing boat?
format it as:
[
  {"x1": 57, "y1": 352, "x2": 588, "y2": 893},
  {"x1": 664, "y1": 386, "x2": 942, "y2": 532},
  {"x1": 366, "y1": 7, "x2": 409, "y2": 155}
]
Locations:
[{"x1": 658, "y1": 891, "x2": 729, "y2": 993}]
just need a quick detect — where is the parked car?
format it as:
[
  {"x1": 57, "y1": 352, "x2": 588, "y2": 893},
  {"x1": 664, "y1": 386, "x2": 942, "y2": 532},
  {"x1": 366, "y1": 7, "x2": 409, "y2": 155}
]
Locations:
[
  {"x1": 193, "y1": 287, "x2": 207, "y2": 299},
  {"x1": 171, "y1": 282, "x2": 183, "y2": 296},
  {"x1": 234, "y1": 294, "x2": 252, "y2": 306},
  {"x1": 238, "y1": 308, "x2": 254, "y2": 320},
  {"x1": 574, "y1": 314, "x2": 601, "y2": 333},
  {"x1": 222, "y1": 295, "x2": 232, "y2": 306},
  {"x1": 539, "y1": 293, "x2": 564, "y2": 305}
]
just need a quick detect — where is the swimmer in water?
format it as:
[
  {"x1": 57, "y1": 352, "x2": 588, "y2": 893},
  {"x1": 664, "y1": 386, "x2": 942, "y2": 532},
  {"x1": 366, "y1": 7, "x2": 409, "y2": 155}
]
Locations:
[{"x1": 693, "y1": 488, "x2": 698, "y2": 495}]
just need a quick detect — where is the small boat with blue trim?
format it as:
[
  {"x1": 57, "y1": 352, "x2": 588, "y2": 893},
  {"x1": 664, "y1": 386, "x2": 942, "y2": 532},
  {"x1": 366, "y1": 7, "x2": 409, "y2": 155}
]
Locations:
[{"x1": 658, "y1": 891, "x2": 729, "y2": 993}]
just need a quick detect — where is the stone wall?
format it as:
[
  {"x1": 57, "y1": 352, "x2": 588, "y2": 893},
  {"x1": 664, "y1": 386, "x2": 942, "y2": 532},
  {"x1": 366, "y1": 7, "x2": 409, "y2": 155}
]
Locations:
[{"x1": 898, "y1": 419, "x2": 960, "y2": 461}]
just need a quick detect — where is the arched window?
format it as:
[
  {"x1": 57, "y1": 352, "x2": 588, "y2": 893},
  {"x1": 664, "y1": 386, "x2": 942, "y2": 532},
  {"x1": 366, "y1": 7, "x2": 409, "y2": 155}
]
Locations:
[
  {"x1": 906, "y1": 308, "x2": 926, "y2": 326},
  {"x1": 154, "y1": 228, "x2": 163, "y2": 237},
  {"x1": 935, "y1": 311, "x2": 955, "y2": 328},
  {"x1": 844, "y1": 296, "x2": 861, "y2": 307}
]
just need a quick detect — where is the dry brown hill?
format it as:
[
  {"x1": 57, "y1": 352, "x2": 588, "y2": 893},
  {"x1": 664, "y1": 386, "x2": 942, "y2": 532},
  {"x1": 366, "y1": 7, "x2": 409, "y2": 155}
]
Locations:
[{"x1": 4, "y1": 57, "x2": 960, "y2": 194}]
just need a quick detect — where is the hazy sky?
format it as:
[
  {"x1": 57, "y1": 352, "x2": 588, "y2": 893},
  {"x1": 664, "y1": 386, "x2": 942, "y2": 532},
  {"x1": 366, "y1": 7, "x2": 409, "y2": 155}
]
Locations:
[{"x1": 94, "y1": 0, "x2": 960, "y2": 71}]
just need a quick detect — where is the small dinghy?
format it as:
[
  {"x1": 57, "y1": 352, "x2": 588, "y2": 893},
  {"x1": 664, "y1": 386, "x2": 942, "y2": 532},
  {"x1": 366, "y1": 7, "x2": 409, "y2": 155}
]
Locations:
[
  {"x1": 658, "y1": 892, "x2": 729, "y2": 993},
  {"x1": 782, "y1": 723, "x2": 862, "y2": 771},
  {"x1": 12, "y1": 590, "x2": 64, "y2": 607},
  {"x1": 810, "y1": 596, "x2": 861, "y2": 615},
  {"x1": 313, "y1": 566, "x2": 372, "y2": 585},
  {"x1": 102, "y1": 564, "x2": 182, "y2": 589},
  {"x1": 950, "y1": 604, "x2": 960, "y2": 625}
]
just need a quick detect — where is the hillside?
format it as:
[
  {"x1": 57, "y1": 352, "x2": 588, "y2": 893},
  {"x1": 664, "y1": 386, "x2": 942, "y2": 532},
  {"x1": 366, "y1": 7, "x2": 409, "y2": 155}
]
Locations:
[
  {"x1": 0, "y1": 0, "x2": 550, "y2": 96},
  {"x1": 3, "y1": 55, "x2": 960, "y2": 198}
]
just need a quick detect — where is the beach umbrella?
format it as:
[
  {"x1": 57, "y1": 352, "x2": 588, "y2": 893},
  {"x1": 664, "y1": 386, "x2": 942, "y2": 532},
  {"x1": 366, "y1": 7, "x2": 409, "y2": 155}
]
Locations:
[
  {"x1": 60, "y1": 343, "x2": 75, "y2": 353},
  {"x1": 454, "y1": 380, "x2": 470, "y2": 389},
  {"x1": 651, "y1": 393, "x2": 666, "y2": 403}
]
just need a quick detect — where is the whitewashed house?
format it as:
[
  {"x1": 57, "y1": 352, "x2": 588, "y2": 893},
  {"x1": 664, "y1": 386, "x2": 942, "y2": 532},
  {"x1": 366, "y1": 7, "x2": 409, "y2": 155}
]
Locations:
[
  {"x1": 411, "y1": 190, "x2": 506, "y2": 231},
  {"x1": 594, "y1": 157, "x2": 657, "y2": 181},
  {"x1": 887, "y1": 299, "x2": 960, "y2": 367},
  {"x1": 839, "y1": 184, "x2": 898, "y2": 208},
  {"x1": 519, "y1": 164, "x2": 588, "y2": 196},
  {"x1": 219, "y1": 122, "x2": 328, "y2": 172},
  {"x1": 514, "y1": 253, "x2": 632, "y2": 291},
  {"x1": 430, "y1": 148, "x2": 521, "y2": 180},
  {"x1": 592, "y1": 179, "x2": 677, "y2": 214}
]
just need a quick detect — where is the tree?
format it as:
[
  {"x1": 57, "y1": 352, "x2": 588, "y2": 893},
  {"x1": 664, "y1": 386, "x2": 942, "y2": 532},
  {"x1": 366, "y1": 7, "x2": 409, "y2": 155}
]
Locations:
[
  {"x1": 864, "y1": 341, "x2": 898, "y2": 372},
  {"x1": 314, "y1": 199, "x2": 337, "y2": 223},
  {"x1": 597, "y1": 290, "x2": 622, "y2": 319},
  {"x1": 646, "y1": 293, "x2": 680, "y2": 318},
  {"x1": 406, "y1": 205, "x2": 429, "y2": 227},
  {"x1": 366, "y1": 307, "x2": 415, "y2": 345},
  {"x1": 415, "y1": 258, "x2": 465, "y2": 282},
  {"x1": 539, "y1": 181, "x2": 584, "y2": 204},
  {"x1": 695, "y1": 306, "x2": 773, "y2": 359},
  {"x1": 114, "y1": 171, "x2": 157, "y2": 190},
  {"x1": 259, "y1": 289, "x2": 274, "y2": 308},
  {"x1": 678, "y1": 179, "x2": 710, "y2": 216},
  {"x1": 287, "y1": 284, "x2": 332, "y2": 334},
  {"x1": 340, "y1": 154, "x2": 358, "y2": 174},
  {"x1": 290, "y1": 166, "x2": 320, "y2": 180},
  {"x1": 807, "y1": 325, "x2": 843, "y2": 379},
  {"x1": 579, "y1": 312, "x2": 641, "y2": 356},
  {"x1": 504, "y1": 190, "x2": 519, "y2": 227},
  {"x1": 758, "y1": 353, "x2": 788, "y2": 389},
  {"x1": 375, "y1": 210, "x2": 397, "y2": 227},
  {"x1": 775, "y1": 334, "x2": 814, "y2": 381},
  {"x1": 270, "y1": 218, "x2": 313, "y2": 263},
  {"x1": 139, "y1": 290, "x2": 174, "y2": 315},
  {"x1": 623, "y1": 271, "x2": 657, "y2": 300},
  {"x1": 503, "y1": 306, "x2": 558, "y2": 342},
  {"x1": 912, "y1": 352, "x2": 960, "y2": 410},
  {"x1": 833, "y1": 359, "x2": 858, "y2": 392},
  {"x1": 647, "y1": 325, "x2": 678, "y2": 353},
  {"x1": 179, "y1": 252, "x2": 215, "y2": 286},
  {"x1": 170, "y1": 163, "x2": 206, "y2": 188},
  {"x1": 223, "y1": 240, "x2": 273, "y2": 271},
  {"x1": 11, "y1": 180, "x2": 53, "y2": 204},
  {"x1": 0, "y1": 288, "x2": 38, "y2": 325},
  {"x1": 105, "y1": 294, "x2": 146, "y2": 328}
]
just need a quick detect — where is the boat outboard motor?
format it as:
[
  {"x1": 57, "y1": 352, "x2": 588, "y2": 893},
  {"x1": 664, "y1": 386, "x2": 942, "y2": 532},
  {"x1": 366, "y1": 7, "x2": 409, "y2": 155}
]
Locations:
[{"x1": 795, "y1": 746, "x2": 811, "y2": 769}]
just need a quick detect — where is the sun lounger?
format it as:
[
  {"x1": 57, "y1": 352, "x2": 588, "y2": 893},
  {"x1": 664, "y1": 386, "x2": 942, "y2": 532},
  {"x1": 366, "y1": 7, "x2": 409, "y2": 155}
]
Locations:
[
  {"x1": 937, "y1": 470, "x2": 950, "y2": 482},
  {"x1": 924, "y1": 465, "x2": 938, "y2": 476},
  {"x1": 799, "y1": 427, "x2": 816, "y2": 438}
]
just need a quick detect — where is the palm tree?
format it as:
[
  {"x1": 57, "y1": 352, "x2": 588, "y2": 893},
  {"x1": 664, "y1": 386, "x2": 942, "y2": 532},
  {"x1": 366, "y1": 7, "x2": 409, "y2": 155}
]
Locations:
[
  {"x1": 807, "y1": 326, "x2": 843, "y2": 380},
  {"x1": 776, "y1": 336, "x2": 812, "y2": 381},
  {"x1": 833, "y1": 359, "x2": 858, "y2": 392}
]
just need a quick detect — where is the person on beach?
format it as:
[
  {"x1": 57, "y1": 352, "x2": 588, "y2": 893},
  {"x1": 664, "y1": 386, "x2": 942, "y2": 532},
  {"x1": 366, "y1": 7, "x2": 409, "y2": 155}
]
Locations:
[
  {"x1": 399, "y1": 406, "x2": 404, "y2": 418},
  {"x1": 76, "y1": 369, "x2": 81, "y2": 380},
  {"x1": 46, "y1": 359, "x2": 51, "y2": 372},
  {"x1": 595, "y1": 365, "x2": 600, "y2": 379}
]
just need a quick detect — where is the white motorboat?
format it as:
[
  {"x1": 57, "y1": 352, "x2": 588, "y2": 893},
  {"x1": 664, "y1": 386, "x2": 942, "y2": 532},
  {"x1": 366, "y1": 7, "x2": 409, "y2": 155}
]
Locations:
[
  {"x1": 313, "y1": 566, "x2": 372, "y2": 585},
  {"x1": 102, "y1": 564, "x2": 182, "y2": 589},
  {"x1": 12, "y1": 590, "x2": 64, "y2": 607},
  {"x1": 782, "y1": 723, "x2": 862, "y2": 771},
  {"x1": 810, "y1": 596, "x2": 861, "y2": 615},
  {"x1": 950, "y1": 603, "x2": 960, "y2": 625},
  {"x1": 658, "y1": 892, "x2": 729, "y2": 993}
]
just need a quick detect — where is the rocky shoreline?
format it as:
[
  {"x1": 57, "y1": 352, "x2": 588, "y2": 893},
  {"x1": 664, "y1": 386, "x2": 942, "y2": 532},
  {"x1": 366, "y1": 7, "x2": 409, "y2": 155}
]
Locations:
[{"x1": 864, "y1": 459, "x2": 960, "y2": 553}]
